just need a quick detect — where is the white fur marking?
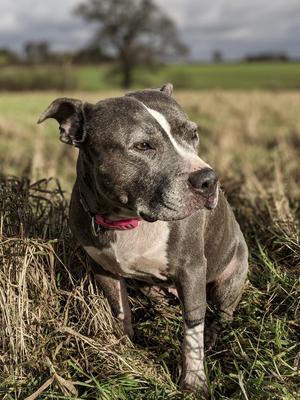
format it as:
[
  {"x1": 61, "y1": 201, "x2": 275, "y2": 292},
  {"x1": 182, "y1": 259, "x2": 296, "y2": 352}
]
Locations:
[
  {"x1": 141, "y1": 104, "x2": 209, "y2": 169},
  {"x1": 184, "y1": 322, "x2": 205, "y2": 374},
  {"x1": 84, "y1": 220, "x2": 170, "y2": 282},
  {"x1": 117, "y1": 280, "x2": 125, "y2": 321},
  {"x1": 143, "y1": 105, "x2": 188, "y2": 156},
  {"x1": 144, "y1": 107, "x2": 171, "y2": 136}
]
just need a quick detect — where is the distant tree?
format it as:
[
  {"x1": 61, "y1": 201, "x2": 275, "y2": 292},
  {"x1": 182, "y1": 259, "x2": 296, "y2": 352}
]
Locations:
[
  {"x1": 0, "y1": 48, "x2": 20, "y2": 65},
  {"x1": 24, "y1": 41, "x2": 50, "y2": 64},
  {"x1": 212, "y1": 49, "x2": 223, "y2": 63},
  {"x1": 244, "y1": 52, "x2": 289, "y2": 62},
  {"x1": 75, "y1": 0, "x2": 188, "y2": 87},
  {"x1": 73, "y1": 46, "x2": 113, "y2": 64}
]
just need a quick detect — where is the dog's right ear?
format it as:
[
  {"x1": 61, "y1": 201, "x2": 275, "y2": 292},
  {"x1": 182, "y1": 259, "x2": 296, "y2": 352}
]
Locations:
[
  {"x1": 160, "y1": 83, "x2": 173, "y2": 96},
  {"x1": 37, "y1": 98, "x2": 92, "y2": 147}
]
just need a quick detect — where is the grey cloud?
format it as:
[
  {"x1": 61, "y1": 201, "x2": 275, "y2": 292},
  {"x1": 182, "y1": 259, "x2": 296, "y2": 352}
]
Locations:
[
  {"x1": 172, "y1": 0, "x2": 300, "y2": 59},
  {"x1": 0, "y1": 0, "x2": 94, "y2": 52}
]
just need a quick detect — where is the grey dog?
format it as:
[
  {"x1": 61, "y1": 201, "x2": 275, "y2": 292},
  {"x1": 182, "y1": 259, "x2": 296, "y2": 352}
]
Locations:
[{"x1": 38, "y1": 83, "x2": 248, "y2": 397}]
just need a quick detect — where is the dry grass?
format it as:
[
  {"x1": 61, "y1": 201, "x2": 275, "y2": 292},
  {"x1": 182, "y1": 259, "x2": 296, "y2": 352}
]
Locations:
[
  {"x1": 0, "y1": 91, "x2": 299, "y2": 399},
  {"x1": 0, "y1": 177, "x2": 178, "y2": 400}
]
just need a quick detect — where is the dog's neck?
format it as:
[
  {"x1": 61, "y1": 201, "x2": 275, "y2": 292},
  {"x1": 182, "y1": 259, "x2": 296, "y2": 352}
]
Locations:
[
  {"x1": 76, "y1": 152, "x2": 142, "y2": 230},
  {"x1": 77, "y1": 175, "x2": 141, "y2": 231}
]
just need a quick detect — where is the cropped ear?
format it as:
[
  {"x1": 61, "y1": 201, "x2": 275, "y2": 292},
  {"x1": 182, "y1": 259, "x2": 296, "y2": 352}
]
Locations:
[
  {"x1": 37, "y1": 98, "x2": 92, "y2": 147},
  {"x1": 160, "y1": 83, "x2": 173, "y2": 96}
]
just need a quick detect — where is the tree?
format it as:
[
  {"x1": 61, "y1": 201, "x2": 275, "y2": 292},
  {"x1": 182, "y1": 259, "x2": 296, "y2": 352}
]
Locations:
[
  {"x1": 0, "y1": 48, "x2": 19, "y2": 65},
  {"x1": 24, "y1": 41, "x2": 50, "y2": 64},
  {"x1": 75, "y1": 0, "x2": 188, "y2": 87},
  {"x1": 212, "y1": 49, "x2": 223, "y2": 64}
]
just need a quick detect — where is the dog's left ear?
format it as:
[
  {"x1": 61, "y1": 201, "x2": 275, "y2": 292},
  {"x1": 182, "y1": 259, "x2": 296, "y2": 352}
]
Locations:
[
  {"x1": 37, "y1": 98, "x2": 93, "y2": 147},
  {"x1": 160, "y1": 83, "x2": 173, "y2": 96}
]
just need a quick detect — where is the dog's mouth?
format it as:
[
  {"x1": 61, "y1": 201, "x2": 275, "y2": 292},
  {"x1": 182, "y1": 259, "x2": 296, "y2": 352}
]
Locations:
[
  {"x1": 139, "y1": 212, "x2": 158, "y2": 223},
  {"x1": 138, "y1": 192, "x2": 218, "y2": 223},
  {"x1": 204, "y1": 192, "x2": 218, "y2": 210},
  {"x1": 105, "y1": 184, "x2": 219, "y2": 224}
]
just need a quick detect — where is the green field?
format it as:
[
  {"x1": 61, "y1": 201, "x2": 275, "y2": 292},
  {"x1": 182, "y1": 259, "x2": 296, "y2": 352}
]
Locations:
[
  {"x1": 1, "y1": 62, "x2": 300, "y2": 91},
  {"x1": 0, "y1": 90, "x2": 299, "y2": 399}
]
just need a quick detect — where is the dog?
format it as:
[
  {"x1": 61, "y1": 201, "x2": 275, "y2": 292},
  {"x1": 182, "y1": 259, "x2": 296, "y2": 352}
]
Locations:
[{"x1": 38, "y1": 83, "x2": 248, "y2": 397}]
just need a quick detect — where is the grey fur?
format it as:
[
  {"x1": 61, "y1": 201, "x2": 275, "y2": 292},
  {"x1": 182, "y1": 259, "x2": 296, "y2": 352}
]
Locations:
[{"x1": 39, "y1": 84, "x2": 248, "y2": 397}]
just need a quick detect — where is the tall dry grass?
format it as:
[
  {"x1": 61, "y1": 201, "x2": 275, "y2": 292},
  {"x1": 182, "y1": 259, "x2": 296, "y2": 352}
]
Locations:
[{"x1": 0, "y1": 177, "x2": 177, "y2": 399}]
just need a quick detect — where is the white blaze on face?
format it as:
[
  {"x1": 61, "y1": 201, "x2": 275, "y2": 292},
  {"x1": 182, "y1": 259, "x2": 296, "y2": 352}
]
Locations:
[{"x1": 142, "y1": 104, "x2": 209, "y2": 171}]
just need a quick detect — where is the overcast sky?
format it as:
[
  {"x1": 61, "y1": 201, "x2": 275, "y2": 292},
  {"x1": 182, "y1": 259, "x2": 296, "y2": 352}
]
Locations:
[{"x1": 1, "y1": 0, "x2": 299, "y2": 60}]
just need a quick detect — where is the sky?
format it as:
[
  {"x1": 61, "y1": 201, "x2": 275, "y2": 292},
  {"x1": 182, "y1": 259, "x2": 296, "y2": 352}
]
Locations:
[{"x1": 0, "y1": 0, "x2": 299, "y2": 61}]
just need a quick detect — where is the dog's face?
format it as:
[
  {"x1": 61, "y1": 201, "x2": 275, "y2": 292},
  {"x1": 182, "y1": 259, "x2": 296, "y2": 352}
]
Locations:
[{"x1": 38, "y1": 84, "x2": 218, "y2": 221}]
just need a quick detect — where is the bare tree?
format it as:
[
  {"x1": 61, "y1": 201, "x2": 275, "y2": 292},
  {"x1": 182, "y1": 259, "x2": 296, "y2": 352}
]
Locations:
[
  {"x1": 24, "y1": 41, "x2": 50, "y2": 64},
  {"x1": 75, "y1": 0, "x2": 188, "y2": 87},
  {"x1": 212, "y1": 49, "x2": 223, "y2": 64}
]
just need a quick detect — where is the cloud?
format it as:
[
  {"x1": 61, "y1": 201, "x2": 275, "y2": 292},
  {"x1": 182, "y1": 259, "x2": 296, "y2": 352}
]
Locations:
[
  {"x1": 0, "y1": 0, "x2": 299, "y2": 59},
  {"x1": 0, "y1": 0, "x2": 94, "y2": 52}
]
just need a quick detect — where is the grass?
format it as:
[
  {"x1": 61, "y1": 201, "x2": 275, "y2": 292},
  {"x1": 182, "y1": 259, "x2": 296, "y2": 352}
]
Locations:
[
  {"x1": 0, "y1": 89, "x2": 299, "y2": 399},
  {"x1": 1, "y1": 62, "x2": 300, "y2": 91},
  {"x1": 128, "y1": 63, "x2": 300, "y2": 91}
]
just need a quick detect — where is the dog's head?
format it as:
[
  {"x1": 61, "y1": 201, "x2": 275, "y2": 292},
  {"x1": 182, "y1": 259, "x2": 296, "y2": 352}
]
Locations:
[{"x1": 38, "y1": 84, "x2": 219, "y2": 222}]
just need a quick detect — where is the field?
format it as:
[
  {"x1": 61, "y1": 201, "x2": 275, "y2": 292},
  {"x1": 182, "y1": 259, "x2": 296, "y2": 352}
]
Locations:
[
  {"x1": 0, "y1": 89, "x2": 299, "y2": 399},
  {"x1": 1, "y1": 62, "x2": 300, "y2": 91}
]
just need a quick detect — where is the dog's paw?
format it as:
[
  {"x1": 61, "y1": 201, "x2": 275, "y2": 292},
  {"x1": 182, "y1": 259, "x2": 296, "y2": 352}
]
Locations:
[{"x1": 180, "y1": 373, "x2": 209, "y2": 399}]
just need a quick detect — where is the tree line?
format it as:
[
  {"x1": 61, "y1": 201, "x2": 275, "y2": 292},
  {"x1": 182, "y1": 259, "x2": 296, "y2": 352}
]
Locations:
[{"x1": 0, "y1": 0, "x2": 292, "y2": 88}]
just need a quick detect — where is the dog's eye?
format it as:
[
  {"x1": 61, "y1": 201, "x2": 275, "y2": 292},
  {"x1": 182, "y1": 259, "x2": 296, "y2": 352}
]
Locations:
[{"x1": 134, "y1": 142, "x2": 153, "y2": 151}]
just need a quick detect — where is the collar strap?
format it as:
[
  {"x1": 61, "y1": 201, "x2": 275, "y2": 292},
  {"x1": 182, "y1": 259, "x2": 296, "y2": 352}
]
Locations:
[{"x1": 94, "y1": 214, "x2": 141, "y2": 230}]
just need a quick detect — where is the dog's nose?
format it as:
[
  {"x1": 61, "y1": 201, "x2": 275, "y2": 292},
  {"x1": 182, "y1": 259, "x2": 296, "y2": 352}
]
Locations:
[{"x1": 188, "y1": 168, "x2": 218, "y2": 197}]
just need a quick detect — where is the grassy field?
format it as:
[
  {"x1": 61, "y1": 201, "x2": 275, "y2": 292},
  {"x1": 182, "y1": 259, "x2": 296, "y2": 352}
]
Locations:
[
  {"x1": 1, "y1": 62, "x2": 300, "y2": 91},
  {"x1": 0, "y1": 89, "x2": 299, "y2": 399}
]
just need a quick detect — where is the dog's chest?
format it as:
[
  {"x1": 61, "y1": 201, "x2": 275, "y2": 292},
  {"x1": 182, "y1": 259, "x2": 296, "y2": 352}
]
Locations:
[{"x1": 84, "y1": 221, "x2": 170, "y2": 282}]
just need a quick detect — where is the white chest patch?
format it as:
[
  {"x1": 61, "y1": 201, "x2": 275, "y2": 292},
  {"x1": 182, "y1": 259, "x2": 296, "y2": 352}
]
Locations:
[{"x1": 84, "y1": 221, "x2": 170, "y2": 282}]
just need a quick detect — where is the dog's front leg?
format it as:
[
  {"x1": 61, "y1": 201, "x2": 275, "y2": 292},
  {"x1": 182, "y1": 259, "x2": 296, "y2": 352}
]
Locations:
[
  {"x1": 91, "y1": 264, "x2": 133, "y2": 339},
  {"x1": 175, "y1": 264, "x2": 208, "y2": 397}
]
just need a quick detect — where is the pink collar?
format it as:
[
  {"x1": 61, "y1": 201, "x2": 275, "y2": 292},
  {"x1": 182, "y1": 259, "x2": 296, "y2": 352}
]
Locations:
[{"x1": 95, "y1": 214, "x2": 141, "y2": 230}]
